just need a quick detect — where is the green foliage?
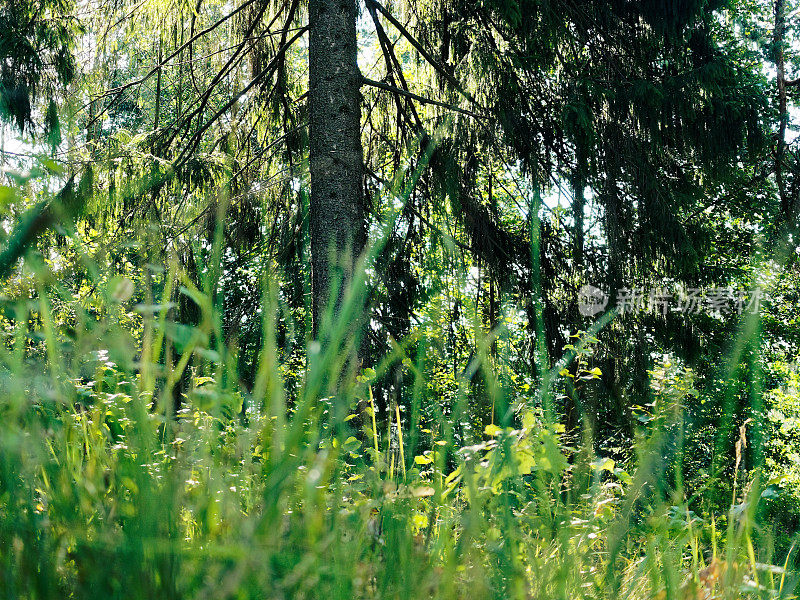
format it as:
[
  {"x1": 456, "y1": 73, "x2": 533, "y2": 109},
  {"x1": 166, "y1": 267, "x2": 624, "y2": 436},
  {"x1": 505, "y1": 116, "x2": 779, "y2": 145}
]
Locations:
[
  {"x1": 0, "y1": 0, "x2": 79, "y2": 133},
  {"x1": 0, "y1": 291, "x2": 792, "y2": 599},
  {"x1": 0, "y1": 0, "x2": 799, "y2": 597},
  {"x1": 0, "y1": 189, "x2": 794, "y2": 597}
]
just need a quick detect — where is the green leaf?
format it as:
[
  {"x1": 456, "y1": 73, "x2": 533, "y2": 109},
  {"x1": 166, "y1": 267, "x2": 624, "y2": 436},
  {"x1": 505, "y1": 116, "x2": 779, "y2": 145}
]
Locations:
[
  {"x1": 591, "y1": 457, "x2": 615, "y2": 472},
  {"x1": 0, "y1": 186, "x2": 18, "y2": 208},
  {"x1": 484, "y1": 424, "x2": 503, "y2": 436},
  {"x1": 343, "y1": 436, "x2": 361, "y2": 452}
]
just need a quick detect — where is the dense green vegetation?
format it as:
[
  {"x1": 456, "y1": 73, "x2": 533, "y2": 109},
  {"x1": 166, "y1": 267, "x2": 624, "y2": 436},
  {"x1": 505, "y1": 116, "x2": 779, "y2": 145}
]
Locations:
[{"x1": 2, "y1": 0, "x2": 800, "y2": 597}]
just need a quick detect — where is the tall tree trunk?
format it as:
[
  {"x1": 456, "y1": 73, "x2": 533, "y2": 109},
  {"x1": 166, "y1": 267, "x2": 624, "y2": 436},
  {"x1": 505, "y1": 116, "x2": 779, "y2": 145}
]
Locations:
[
  {"x1": 154, "y1": 35, "x2": 163, "y2": 130},
  {"x1": 308, "y1": 0, "x2": 365, "y2": 337},
  {"x1": 774, "y1": 0, "x2": 789, "y2": 219},
  {"x1": 572, "y1": 148, "x2": 586, "y2": 273}
]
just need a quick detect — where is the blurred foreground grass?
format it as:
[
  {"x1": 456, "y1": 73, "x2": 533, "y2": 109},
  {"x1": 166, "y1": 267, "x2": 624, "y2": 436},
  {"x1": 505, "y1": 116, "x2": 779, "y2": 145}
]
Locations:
[{"x1": 0, "y1": 262, "x2": 795, "y2": 600}]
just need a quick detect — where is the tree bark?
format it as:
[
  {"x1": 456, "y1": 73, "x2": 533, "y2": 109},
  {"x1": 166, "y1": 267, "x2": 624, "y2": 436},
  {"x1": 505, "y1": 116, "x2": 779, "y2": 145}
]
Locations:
[
  {"x1": 774, "y1": 0, "x2": 789, "y2": 219},
  {"x1": 308, "y1": 0, "x2": 365, "y2": 337},
  {"x1": 154, "y1": 36, "x2": 163, "y2": 130}
]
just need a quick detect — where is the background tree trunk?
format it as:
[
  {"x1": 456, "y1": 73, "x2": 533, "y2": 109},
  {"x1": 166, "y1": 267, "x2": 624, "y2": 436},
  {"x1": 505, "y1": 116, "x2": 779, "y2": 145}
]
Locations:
[
  {"x1": 308, "y1": 0, "x2": 365, "y2": 337},
  {"x1": 774, "y1": 0, "x2": 788, "y2": 219}
]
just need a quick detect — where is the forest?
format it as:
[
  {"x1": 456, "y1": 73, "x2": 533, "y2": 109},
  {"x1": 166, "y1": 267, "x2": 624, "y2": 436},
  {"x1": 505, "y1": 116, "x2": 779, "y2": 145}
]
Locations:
[{"x1": 1, "y1": 0, "x2": 800, "y2": 597}]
